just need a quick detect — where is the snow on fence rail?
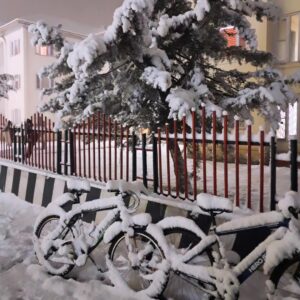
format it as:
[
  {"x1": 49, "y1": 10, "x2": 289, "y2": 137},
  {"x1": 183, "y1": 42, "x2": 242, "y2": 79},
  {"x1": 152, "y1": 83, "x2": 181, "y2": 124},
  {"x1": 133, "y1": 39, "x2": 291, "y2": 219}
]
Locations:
[{"x1": 0, "y1": 110, "x2": 297, "y2": 212}]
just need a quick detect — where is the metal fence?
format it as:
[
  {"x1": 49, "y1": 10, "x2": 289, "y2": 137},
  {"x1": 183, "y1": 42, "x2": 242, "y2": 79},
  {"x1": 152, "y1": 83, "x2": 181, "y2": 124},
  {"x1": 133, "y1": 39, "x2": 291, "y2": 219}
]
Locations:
[{"x1": 0, "y1": 109, "x2": 298, "y2": 212}]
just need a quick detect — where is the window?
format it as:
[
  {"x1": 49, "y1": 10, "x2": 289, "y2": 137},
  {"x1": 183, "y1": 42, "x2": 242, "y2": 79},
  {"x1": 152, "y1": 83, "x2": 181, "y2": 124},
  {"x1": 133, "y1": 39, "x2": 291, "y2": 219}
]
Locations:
[
  {"x1": 220, "y1": 27, "x2": 246, "y2": 48},
  {"x1": 36, "y1": 75, "x2": 54, "y2": 89},
  {"x1": 13, "y1": 75, "x2": 21, "y2": 90},
  {"x1": 35, "y1": 45, "x2": 53, "y2": 56},
  {"x1": 10, "y1": 40, "x2": 20, "y2": 56},
  {"x1": 276, "y1": 103, "x2": 298, "y2": 139},
  {"x1": 274, "y1": 14, "x2": 300, "y2": 63}
]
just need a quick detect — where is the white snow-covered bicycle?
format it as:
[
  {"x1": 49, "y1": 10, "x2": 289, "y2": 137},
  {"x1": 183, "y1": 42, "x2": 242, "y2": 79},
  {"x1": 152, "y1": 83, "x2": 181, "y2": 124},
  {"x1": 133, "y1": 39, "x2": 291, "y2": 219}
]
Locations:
[
  {"x1": 133, "y1": 191, "x2": 300, "y2": 300},
  {"x1": 33, "y1": 179, "x2": 169, "y2": 298}
]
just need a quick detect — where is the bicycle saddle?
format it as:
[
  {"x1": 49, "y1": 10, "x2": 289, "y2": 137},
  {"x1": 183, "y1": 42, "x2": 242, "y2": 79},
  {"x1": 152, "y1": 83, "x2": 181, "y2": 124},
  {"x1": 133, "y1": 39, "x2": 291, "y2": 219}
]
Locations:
[
  {"x1": 196, "y1": 193, "x2": 233, "y2": 213},
  {"x1": 66, "y1": 179, "x2": 91, "y2": 194},
  {"x1": 106, "y1": 180, "x2": 148, "y2": 195}
]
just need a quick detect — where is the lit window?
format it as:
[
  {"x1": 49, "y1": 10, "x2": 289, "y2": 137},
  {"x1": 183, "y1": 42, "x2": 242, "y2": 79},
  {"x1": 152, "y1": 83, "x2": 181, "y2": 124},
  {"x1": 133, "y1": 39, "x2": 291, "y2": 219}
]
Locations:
[
  {"x1": 220, "y1": 27, "x2": 245, "y2": 48},
  {"x1": 35, "y1": 45, "x2": 53, "y2": 56},
  {"x1": 10, "y1": 40, "x2": 20, "y2": 56},
  {"x1": 36, "y1": 75, "x2": 54, "y2": 89},
  {"x1": 13, "y1": 75, "x2": 21, "y2": 90}
]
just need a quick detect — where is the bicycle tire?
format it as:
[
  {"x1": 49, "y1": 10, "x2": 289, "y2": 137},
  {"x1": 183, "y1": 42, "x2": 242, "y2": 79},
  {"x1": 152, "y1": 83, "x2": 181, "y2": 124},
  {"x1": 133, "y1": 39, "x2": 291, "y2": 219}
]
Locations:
[
  {"x1": 34, "y1": 214, "x2": 75, "y2": 276},
  {"x1": 162, "y1": 227, "x2": 216, "y2": 300},
  {"x1": 108, "y1": 228, "x2": 168, "y2": 298},
  {"x1": 268, "y1": 256, "x2": 300, "y2": 299}
]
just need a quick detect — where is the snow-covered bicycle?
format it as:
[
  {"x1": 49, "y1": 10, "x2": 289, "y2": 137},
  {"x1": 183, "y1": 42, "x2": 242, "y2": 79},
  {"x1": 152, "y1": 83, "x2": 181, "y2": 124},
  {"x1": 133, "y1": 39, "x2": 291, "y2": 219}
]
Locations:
[
  {"x1": 33, "y1": 179, "x2": 169, "y2": 298},
  {"x1": 135, "y1": 191, "x2": 300, "y2": 299}
]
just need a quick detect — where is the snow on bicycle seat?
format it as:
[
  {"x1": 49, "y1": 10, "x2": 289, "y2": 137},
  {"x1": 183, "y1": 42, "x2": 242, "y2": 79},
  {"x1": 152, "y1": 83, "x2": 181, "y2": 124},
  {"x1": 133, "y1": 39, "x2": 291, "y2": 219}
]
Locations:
[
  {"x1": 197, "y1": 193, "x2": 233, "y2": 213},
  {"x1": 106, "y1": 180, "x2": 148, "y2": 195},
  {"x1": 67, "y1": 179, "x2": 91, "y2": 194}
]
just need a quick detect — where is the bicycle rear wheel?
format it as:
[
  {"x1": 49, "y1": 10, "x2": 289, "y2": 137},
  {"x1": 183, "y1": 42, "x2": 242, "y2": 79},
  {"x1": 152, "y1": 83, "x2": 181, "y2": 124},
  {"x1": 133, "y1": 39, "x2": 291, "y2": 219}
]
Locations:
[
  {"x1": 34, "y1": 215, "x2": 75, "y2": 276},
  {"x1": 269, "y1": 257, "x2": 300, "y2": 299},
  {"x1": 108, "y1": 228, "x2": 168, "y2": 297},
  {"x1": 162, "y1": 228, "x2": 216, "y2": 300}
]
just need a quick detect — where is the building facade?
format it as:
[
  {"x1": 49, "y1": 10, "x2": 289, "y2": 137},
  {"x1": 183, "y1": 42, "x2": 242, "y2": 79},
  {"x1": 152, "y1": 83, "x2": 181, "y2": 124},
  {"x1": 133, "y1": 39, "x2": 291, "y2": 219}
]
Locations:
[{"x1": 0, "y1": 19, "x2": 84, "y2": 124}]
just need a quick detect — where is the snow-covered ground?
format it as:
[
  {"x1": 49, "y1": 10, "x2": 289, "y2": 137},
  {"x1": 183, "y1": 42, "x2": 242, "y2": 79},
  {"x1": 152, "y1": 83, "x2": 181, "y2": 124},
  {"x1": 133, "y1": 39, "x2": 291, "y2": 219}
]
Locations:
[
  {"x1": 0, "y1": 192, "x2": 149, "y2": 300},
  {"x1": 0, "y1": 190, "x2": 292, "y2": 300}
]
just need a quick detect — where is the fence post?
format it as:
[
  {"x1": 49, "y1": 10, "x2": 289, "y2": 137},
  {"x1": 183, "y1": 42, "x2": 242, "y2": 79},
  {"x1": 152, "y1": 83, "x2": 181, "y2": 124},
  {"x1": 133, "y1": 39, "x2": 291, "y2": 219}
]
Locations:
[
  {"x1": 69, "y1": 130, "x2": 75, "y2": 175},
  {"x1": 152, "y1": 132, "x2": 158, "y2": 193},
  {"x1": 13, "y1": 126, "x2": 17, "y2": 162},
  {"x1": 290, "y1": 137, "x2": 298, "y2": 192},
  {"x1": 21, "y1": 125, "x2": 25, "y2": 164},
  {"x1": 142, "y1": 133, "x2": 148, "y2": 188},
  {"x1": 64, "y1": 130, "x2": 69, "y2": 175},
  {"x1": 270, "y1": 136, "x2": 277, "y2": 211},
  {"x1": 56, "y1": 130, "x2": 62, "y2": 175},
  {"x1": 132, "y1": 132, "x2": 137, "y2": 181}
]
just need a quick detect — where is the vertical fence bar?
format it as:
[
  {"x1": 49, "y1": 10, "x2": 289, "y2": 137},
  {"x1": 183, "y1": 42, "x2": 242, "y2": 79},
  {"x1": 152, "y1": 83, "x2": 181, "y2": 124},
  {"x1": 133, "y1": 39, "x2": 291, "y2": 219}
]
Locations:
[
  {"x1": 173, "y1": 117, "x2": 179, "y2": 198},
  {"x1": 259, "y1": 127, "x2": 265, "y2": 212},
  {"x1": 78, "y1": 124, "x2": 82, "y2": 177},
  {"x1": 182, "y1": 116, "x2": 188, "y2": 199},
  {"x1": 152, "y1": 132, "x2": 158, "y2": 193},
  {"x1": 108, "y1": 116, "x2": 112, "y2": 180},
  {"x1": 126, "y1": 127, "x2": 129, "y2": 181},
  {"x1": 235, "y1": 116, "x2": 240, "y2": 207},
  {"x1": 98, "y1": 112, "x2": 101, "y2": 181},
  {"x1": 223, "y1": 112, "x2": 228, "y2": 198},
  {"x1": 69, "y1": 129, "x2": 75, "y2": 175},
  {"x1": 103, "y1": 114, "x2": 106, "y2": 182},
  {"x1": 56, "y1": 130, "x2": 62, "y2": 174},
  {"x1": 165, "y1": 123, "x2": 171, "y2": 196},
  {"x1": 64, "y1": 130, "x2": 68, "y2": 175},
  {"x1": 21, "y1": 124, "x2": 25, "y2": 164},
  {"x1": 212, "y1": 111, "x2": 217, "y2": 195},
  {"x1": 38, "y1": 113, "x2": 41, "y2": 168},
  {"x1": 142, "y1": 133, "x2": 148, "y2": 188},
  {"x1": 132, "y1": 132, "x2": 137, "y2": 181},
  {"x1": 73, "y1": 125, "x2": 77, "y2": 176},
  {"x1": 158, "y1": 127, "x2": 163, "y2": 194},
  {"x1": 93, "y1": 114, "x2": 96, "y2": 180},
  {"x1": 41, "y1": 114, "x2": 45, "y2": 169},
  {"x1": 83, "y1": 120, "x2": 86, "y2": 177},
  {"x1": 192, "y1": 109, "x2": 197, "y2": 200},
  {"x1": 13, "y1": 126, "x2": 17, "y2": 162},
  {"x1": 52, "y1": 122, "x2": 55, "y2": 172},
  {"x1": 44, "y1": 117, "x2": 48, "y2": 170},
  {"x1": 290, "y1": 137, "x2": 298, "y2": 192},
  {"x1": 49, "y1": 120, "x2": 52, "y2": 171},
  {"x1": 87, "y1": 116, "x2": 91, "y2": 178},
  {"x1": 270, "y1": 135, "x2": 276, "y2": 211},
  {"x1": 114, "y1": 120, "x2": 117, "y2": 180},
  {"x1": 247, "y1": 121, "x2": 252, "y2": 209},
  {"x1": 0, "y1": 116, "x2": 2, "y2": 158},
  {"x1": 34, "y1": 114, "x2": 37, "y2": 167},
  {"x1": 202, "y1": 105, "x2": 207, "y2": 193},
  {"x1": 120, "y1": 125, "x2": 123, "y2": 180}
]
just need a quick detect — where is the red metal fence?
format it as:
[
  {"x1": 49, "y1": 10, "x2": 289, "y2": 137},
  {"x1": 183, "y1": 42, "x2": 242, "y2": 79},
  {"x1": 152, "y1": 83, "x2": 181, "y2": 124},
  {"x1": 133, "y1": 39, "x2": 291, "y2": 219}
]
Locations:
[{"x1": 0, "y1": 109, "x2": 295, "y2": 212}]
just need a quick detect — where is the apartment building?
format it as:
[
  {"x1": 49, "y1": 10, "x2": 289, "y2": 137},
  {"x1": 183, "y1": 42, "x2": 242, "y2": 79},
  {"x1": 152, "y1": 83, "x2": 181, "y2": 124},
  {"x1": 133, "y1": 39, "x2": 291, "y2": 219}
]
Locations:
[{"x1": 0, "y1": 19, "x2": 84, "y2": 124}]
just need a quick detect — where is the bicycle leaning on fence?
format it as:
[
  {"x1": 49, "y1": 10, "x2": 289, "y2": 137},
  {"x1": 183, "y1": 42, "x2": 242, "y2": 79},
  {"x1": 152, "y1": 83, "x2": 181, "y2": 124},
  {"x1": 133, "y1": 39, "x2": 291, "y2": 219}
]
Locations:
[
  {"x1": 118, "y1": 191, "x2": 300, "y2": 300},
  {"x1": 33, "y1": 179, "x2": 170, "y2": 298}
]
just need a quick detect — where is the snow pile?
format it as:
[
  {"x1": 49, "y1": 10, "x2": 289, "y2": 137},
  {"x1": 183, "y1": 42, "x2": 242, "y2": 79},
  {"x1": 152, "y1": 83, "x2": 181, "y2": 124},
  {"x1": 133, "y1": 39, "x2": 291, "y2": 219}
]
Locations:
[
  {"x1": 67, "y1": 34, "x2": 107, "y2": 77},
  {"x1": 67, "y1": 178, "x2": 91, "y2": 192},
  {"x1": 197, "y1": 193, "x2": 233, "y2": 213}
]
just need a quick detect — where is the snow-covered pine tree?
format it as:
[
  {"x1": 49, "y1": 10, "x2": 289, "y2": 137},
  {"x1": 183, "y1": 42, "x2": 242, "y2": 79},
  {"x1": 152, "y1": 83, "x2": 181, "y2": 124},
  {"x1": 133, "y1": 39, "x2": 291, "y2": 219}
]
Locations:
[
  {"x1": 29, "y1": 1, "x2": 299, "y2": 192},
  {"x1": 0, "y1": 74, "x2": 14, "y2": 99}
]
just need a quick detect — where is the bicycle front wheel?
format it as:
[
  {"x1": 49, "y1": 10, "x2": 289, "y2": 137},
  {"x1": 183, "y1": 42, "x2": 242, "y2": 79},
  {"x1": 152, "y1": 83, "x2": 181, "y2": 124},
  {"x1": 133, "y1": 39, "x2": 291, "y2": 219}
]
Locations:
[
  {"x1": 108, "y1": 229, "x2": 168, "y2": 296},
  {"x1": 162, "y1": 228, "x2": 215, "y2": 300},
  {"x1": 34, "y1": 214, "x2": 75, "y2": 276},
  {"x1": 269, "y1": 257, "x2": 300, "y2": 299}
]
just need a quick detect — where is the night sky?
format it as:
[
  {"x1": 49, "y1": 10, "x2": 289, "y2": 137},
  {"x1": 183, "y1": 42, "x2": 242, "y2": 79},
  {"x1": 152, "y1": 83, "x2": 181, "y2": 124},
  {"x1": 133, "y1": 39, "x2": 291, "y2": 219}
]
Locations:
[{"x1": 0, "y1": 0, "x2": 123, "y2": 34}]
